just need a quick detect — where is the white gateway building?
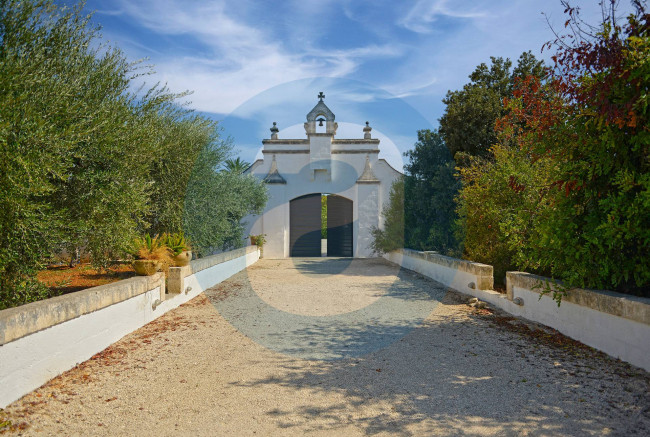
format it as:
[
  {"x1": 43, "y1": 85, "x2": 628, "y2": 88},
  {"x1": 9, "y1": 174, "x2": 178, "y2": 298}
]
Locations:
[{"x1": 243, "y1": 93, "x2": 402, "y2": 258}]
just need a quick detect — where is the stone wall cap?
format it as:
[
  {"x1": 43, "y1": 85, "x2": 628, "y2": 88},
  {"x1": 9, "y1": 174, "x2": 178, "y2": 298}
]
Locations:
[
  {"x1": 507, "y1": 271, "x2": 650, "y2": 325},
  {"x1": 332, "y1": 139, "x2": 380, "y2": 144},
  {"x1": 262, "y1": 139, "x2": 309, "y2": 145},
  {"x1": 398, "y1": 248, "x2": 493, "y2": 276},
  {"x1": 0, "y1": 247, "x2": 258, "y2": 345},
  {"x1": 262, "y1": 139, "x2": 380, "y2": 145},
  {"x1": 0, "y1": 273, "x2": 164, "y2": 345},
  {"x1": 262, "y1": 149, "x2": 309, "y2": 154},
  {"x1": 189, "y1": 246, "x2": 257, "y2": 275}
]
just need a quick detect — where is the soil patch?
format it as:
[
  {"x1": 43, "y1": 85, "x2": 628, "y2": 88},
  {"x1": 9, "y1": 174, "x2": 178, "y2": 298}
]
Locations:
[{"x1": 37, "y1": 263, "x2": 135, "y2": 295}]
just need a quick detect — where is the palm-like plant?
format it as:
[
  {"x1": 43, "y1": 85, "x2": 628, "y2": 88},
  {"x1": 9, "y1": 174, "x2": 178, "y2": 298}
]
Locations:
[
  {"x1": 162, "y1": 232, "x2": 190, "y2": 256},
  {"x1": 131, "y1": 234, "x2": 166, "y2": 259},
  {"x1": 223, "y1": 157, "x2": 250, "y2": 174}
]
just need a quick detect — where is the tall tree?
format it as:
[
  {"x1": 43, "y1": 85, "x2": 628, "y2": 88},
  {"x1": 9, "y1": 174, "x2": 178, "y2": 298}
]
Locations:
[
  {"x1": 439, "y1": 52, "x2": 544, "y2": 163},
  {"x1": 403, "y1": 130, "x2": 460, "y2": 255},
  {"x1": 0, "y1": 0, "x2": 143, "y2": 304},
  {"x1": 0, "y1": 0, "x2": 269, "y2": 308}
]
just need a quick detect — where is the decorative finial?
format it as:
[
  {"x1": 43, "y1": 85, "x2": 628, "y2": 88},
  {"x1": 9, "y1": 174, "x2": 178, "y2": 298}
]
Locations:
[
  {"x1": 318, "y1": 91, "x2": 325, "y2": 101},
  {"x1": 270, "y1": 121, "x2": 279, "y2": 139},
  {"x1": 363, "y1": 121, "x2": 372, "y2": 139}
]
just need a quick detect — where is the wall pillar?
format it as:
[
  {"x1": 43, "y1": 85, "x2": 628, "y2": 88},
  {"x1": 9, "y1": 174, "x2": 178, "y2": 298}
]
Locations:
[{"x1": 356, "y1": 182, "x2": 380, "y2": 257}]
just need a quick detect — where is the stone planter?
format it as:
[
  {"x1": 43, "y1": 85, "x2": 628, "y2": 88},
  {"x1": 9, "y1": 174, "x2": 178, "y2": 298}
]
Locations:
[
  {"x1": 173, "y1": 250, "x2": 192, "y2": 267},
  {"x1": 133, "y1": 259, "x2": 161, "y2": 276}
]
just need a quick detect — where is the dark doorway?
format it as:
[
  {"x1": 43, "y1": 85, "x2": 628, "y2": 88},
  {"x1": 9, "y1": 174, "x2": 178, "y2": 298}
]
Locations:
[
  {"x1": 327, "y1": 195, "x2": 353, "y2": 257},
  {"x1": 290, "y1": 194, "x2": 322, "y2": 257}
]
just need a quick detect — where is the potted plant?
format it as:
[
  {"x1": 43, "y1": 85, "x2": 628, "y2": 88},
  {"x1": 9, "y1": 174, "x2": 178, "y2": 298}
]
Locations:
[
  {"x1": 163, "y1": 232, "x2": 192, "y2": 267},
  {"x1": 131, "y1": 234, "x2": 171, "y2": 276},
  {"x1": 249, "y1": 234, "x2": 266, "y2": 258}
]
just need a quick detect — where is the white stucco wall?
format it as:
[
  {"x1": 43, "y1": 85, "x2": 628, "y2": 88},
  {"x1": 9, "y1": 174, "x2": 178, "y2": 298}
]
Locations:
[
  {"x1": 246, "y1": 151, "x2": 400, "y2": 258},
  {"x1": 507, "y1": 274, "x2": 650, "y2": 372},
  {"x1": 244, "y1": 127, "x2": 401, "y2": 259},
  {"x1": 0, "y1": 247, "x2": 259, "y2": 408},
  {"x1": 385, "y1": 249, "x2": 650, "y2": 372}
]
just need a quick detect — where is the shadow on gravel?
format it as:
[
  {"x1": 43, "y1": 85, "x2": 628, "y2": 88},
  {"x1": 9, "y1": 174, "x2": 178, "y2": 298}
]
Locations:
[
  {"x1": 230, "y1": 292, "x2": 650, "y2": 436},
  {"x1": 210, "y1": 261, "x2": 444, "y2": 360},
  {"x1": 291, "y1": 257, "x2": 399, "y2": 278},
  {"x1": 208, "y1": 259, "x2": 649, "y2": 436},
  {"x1": 222, "y1": 292, "x2": 649, "y2": 436},
  {"x1": 293, "y1": 257, "x2": 355, "y2": 275}
]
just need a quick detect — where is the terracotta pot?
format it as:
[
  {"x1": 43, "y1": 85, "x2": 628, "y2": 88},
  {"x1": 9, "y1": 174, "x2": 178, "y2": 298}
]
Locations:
[
  {"x1": 250, "y1": 236, "x2": 258, "y2": 246},
  {"x1": 133, "y1": 259, "x2": 161, "y2": 276},
  {"x1": 173, "y1": 250, "x2": 192, "y2": 267}
]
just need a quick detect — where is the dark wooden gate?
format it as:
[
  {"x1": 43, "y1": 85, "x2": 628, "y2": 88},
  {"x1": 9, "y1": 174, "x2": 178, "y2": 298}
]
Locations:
[
  {"x1": 290, "y1": 194, "x2": 322, "y2": 257},
  {"x1": 327, "y1": 195, "x2": 353, "y2": 257}
]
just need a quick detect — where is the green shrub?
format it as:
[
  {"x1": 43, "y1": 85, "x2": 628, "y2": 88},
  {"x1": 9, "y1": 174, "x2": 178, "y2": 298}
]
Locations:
[
  {"x1": 497, "y1": 4, "x2": 650, "y2": 299},
  {"x1": 370, "y1": 177, "x2": 404, "y2": 254},
  {"x1": 456, "y1": 143, "x2": 555, "y2": 286}
]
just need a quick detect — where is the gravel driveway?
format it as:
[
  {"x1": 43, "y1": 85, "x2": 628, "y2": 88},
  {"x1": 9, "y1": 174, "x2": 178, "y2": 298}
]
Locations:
[{"x1": 2, "y1": 258, "x2": 648, "y2": 436}]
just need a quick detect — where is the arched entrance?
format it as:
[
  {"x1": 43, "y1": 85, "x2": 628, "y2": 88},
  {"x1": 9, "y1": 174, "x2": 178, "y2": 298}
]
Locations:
[
  {"x1": 290, "y1": 194, "x2": 322, "y2": 257},
  {"x1": 290, "y1": 194, "x2": 353, "y2": 257}
]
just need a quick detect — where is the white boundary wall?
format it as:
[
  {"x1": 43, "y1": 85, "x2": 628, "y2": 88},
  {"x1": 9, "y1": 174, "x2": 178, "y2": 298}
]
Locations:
[
  {"x1": 0, "y1": 246, "x2": 259, "y2": 408},
  {"x1": 383, "y1": 248, "x2": 494, "y2": 296},
  {"x1": 385, "y1": 249, "x2": 650, "y2": 372},
  {"x1": 506, "y1": 272, "x2": 650, "y2": 372}
]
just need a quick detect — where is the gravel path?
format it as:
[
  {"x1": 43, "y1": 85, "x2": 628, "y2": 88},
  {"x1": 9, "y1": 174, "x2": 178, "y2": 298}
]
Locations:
[{"x1": 2, "y1": 258, "x2": 648, "y2": 436}]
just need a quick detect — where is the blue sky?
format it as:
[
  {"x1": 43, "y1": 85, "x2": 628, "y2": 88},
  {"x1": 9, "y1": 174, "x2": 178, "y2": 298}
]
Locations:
[{"x1": 77, "y1": 0, "x2": 633, "y2": 169}]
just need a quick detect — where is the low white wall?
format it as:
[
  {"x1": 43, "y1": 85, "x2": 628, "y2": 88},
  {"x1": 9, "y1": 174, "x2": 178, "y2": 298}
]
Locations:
[
  {"x1": 0, "y1": 246, "x2": 259, "y2": 408},
  {"x1": 386, "y1": 249, "x2": 650, "y2": 372},
  {"x1": 383, "y1": 248, "x2": 494, "y2": 295},
  {"x1": 507, "y1": 272, "x2": 650, "y2": 372}
]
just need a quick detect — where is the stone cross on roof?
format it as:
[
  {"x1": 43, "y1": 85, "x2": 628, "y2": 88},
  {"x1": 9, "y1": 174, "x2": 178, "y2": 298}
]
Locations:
[{"x1": 306, "y1": 92, "x2": 335, "y2": 122}]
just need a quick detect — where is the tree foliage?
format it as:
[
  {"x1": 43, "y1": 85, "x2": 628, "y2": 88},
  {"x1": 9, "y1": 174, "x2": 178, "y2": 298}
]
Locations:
[
  {"x1": 0, "y1": 0, "x2": 112, "y2": 305},
  {"x1": 439, "y1": 52, "x2": 544, "y2": 163},
  {"x1": 0, "y1": 0, "x2": 267, "y2": 308},
  {"x1": 184, "y1": 144, "x2": 267, "y2": 257},
  {"x1": 403, "y1": 130, "x2": 461, "y2": 255},
  {"x1": 511, "y1": 0, "x2": 650, "y2": 296},
  {"x1": 455, "y1": 1, "x2": 649, "y2": 298},
  {"x1": 147, "y1": 107, "x2": 222, "y2": 236},
  {"x1": 223, "y1": 157, "x2": 251, "y2": 174},
  {"x1": 456, "y1": 141, "x2": 556, "y2": 285}
]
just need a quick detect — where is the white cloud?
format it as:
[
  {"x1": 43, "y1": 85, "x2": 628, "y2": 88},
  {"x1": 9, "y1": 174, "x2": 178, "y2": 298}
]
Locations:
[
  {"x1": 91, "y1": 0, "x2": 628, "y2": 128},
  {"x1": 107, "y1": 0, "x2": 402, "y2": 114},
  {"x1": 399, "y1": 0, "x2": 488, "y2": 34},
  {"x1": 382, "y1": 78, "x2": 439, "y2": 99}
]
